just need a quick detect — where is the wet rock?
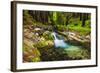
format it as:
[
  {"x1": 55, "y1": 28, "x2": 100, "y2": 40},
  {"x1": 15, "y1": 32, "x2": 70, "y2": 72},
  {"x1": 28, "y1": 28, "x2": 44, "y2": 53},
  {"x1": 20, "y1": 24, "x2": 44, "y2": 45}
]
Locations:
[
  {"x1": 85, "y1": 35, "x2": 91, "y2": 40},
  {"x1": 34, "y1": 28, "x2": 41, "y2": 31}
]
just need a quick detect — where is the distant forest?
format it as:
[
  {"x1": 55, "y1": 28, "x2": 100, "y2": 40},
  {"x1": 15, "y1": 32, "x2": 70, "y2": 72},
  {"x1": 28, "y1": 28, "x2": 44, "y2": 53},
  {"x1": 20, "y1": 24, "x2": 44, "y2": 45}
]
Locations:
[{"x1": 24, "y1": 10, "x2": 91, "y2": 27}]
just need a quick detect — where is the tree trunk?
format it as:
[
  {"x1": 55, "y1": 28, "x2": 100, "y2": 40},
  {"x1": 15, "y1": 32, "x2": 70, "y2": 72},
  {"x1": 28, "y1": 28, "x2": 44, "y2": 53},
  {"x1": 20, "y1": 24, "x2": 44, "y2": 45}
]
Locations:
[{"x1": 82, "y1": 13, "x2": 86, "y2": 27}]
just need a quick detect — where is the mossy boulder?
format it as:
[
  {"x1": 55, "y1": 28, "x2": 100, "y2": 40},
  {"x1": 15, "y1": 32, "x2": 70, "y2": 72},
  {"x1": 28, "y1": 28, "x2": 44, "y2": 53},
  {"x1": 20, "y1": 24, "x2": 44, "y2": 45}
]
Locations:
[
  {"x1": 33, "y1": 40, "x2": 54, "y2": 49},
  {"x1": 42, "y1": 31, "x2": 54, "y2": 40},
  {"x1": 23, "y1": 44, "x2": 41, "y2": 62}
]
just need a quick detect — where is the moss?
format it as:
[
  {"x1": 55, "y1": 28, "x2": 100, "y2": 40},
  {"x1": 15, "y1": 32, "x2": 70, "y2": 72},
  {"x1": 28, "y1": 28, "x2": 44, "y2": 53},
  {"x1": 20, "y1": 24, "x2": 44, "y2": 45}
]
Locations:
[
  {"x1": 32, "y1": 57, "x2": 41, "y2": 62},
  {"x1": 23, "y1": 43, "x2": 41, "y2": 62},
  {"x1": 42, "y1": 31, "x2": 54, "y2": 40},
  {"x1": 65, "y1": 49, "x2": 90, "y2": 59},
  {"x1": 68, "y1": 26, "x2": 90, "y2": 36},
  {"x1": 33, "y1": 40, "x2": 54, "y2": 49}
]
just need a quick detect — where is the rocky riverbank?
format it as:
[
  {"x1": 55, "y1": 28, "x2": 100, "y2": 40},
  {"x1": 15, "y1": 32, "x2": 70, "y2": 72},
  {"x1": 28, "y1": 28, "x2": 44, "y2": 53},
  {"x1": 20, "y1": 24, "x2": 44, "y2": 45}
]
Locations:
[{"x1": 23, "y1": 25, "x2": 91, "y2": 62}]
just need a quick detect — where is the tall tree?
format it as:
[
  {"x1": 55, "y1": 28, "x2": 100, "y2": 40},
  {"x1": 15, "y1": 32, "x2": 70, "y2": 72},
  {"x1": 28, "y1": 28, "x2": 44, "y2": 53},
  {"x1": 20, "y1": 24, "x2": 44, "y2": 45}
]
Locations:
[
  {"x1": 65, "y1": 13, "x2": 73, "y2": 26},
  {"x1": 81, "y1": 13, "x2": 86, "y2": 27}
]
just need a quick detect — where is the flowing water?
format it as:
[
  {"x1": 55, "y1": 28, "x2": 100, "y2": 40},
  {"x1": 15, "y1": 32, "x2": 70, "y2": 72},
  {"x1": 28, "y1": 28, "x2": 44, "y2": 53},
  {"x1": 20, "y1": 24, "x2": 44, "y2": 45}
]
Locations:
[
  {"x1": 52, "y1": 32, "x2": 69, "y2": 48},
  {"x1": 52, "y1": 32, "x2": 82, "y2": 50}
]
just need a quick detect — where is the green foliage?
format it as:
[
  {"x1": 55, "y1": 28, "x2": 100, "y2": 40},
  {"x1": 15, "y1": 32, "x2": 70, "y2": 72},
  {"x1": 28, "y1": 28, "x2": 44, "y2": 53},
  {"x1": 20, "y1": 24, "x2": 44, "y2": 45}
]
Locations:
[
  {"x1": 53, "y1": 12, "x2": 57, "y2": 22},
  {"x1": 65, "y1": 48, "x2": 90, "y2": 59},
  {"x1": 55, "y1": 12, "x2": 66, "y2": 25},
  {"x1": 70, "y1": 18, "x2": 81, "y2": 26},
  {"x1": 24, "y1": 10, "x2": 91, "y2": 36},
  {"x1": 68, "y1": 26, "x2": 90, "y2": 35},
  {"x1": 85, "y1": 20, "x2": 91, "y2": 28},
  {"x1": 56, "y1": 25, "x2": 67, "y2": 31}
]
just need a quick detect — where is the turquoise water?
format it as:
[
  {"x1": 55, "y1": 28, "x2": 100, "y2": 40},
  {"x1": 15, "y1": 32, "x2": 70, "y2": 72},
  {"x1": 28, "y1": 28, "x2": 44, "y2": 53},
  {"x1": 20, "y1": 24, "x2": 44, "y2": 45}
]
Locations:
[{"x1": 52, "y1": 32, "x2": 82, "y2": 50}]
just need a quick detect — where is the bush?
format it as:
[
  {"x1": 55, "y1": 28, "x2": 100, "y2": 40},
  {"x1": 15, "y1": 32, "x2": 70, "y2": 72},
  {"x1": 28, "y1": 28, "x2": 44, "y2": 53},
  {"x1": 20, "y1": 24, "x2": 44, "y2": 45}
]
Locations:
[
  {"x1": 68, "y1": 26, "x2": 90, "y2": 35},
  {"x1": 56, "y1": 25, "x2": 67, "y2": 31}
]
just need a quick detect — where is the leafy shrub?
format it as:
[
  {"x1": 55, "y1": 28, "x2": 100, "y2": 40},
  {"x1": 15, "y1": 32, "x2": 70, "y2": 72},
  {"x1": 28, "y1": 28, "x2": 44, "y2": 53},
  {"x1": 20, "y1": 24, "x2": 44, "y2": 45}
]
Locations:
[
  {"x1": 56, "y1": 25, "x2": 67, "y2": 31},
  {"x1": 68, "y1": 26, "x2": 90, "y2": 35},
  {"x1": 85, "y1": 20, "x2": 91, "y2": 28}
]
